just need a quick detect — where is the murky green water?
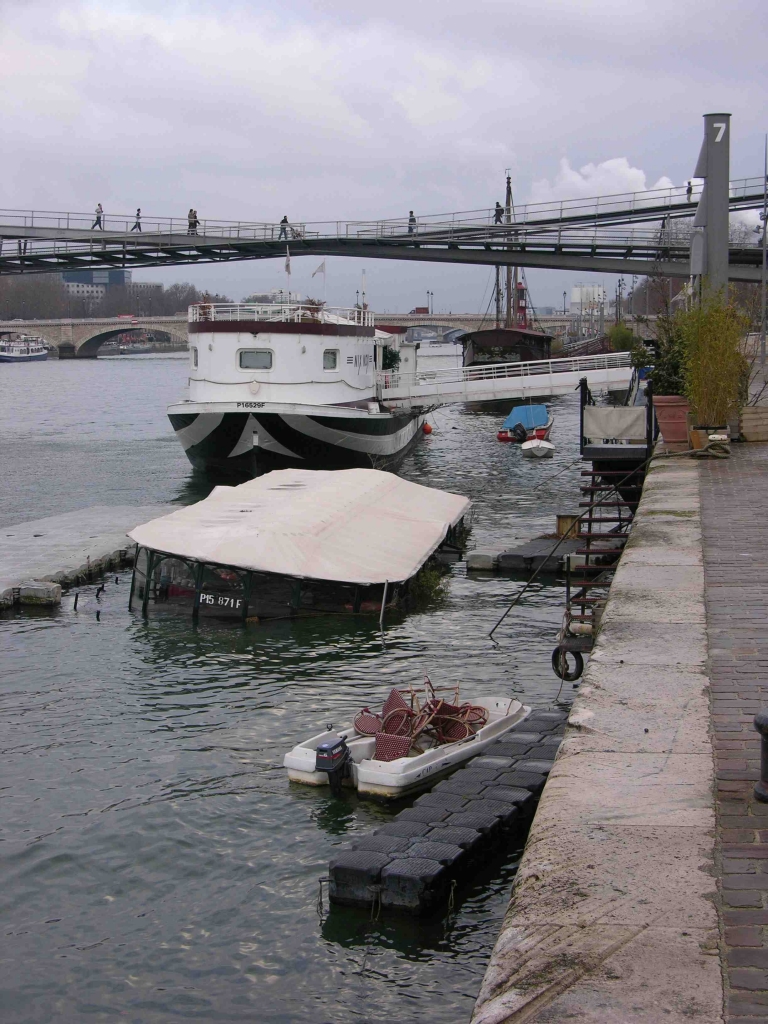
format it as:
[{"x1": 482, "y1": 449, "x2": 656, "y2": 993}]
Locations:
[{"x1": 0, "y1": 355, "x2": 582, "y2": 1023}]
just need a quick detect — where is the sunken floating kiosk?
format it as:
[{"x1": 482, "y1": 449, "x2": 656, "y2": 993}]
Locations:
[{"x1": 128, "y1": 468, "x2": 470, "y2": 622}]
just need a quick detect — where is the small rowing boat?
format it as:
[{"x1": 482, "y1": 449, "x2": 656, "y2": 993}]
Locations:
[{"x1": 521, "y1": 438, "x2": 555, "y2": 459}]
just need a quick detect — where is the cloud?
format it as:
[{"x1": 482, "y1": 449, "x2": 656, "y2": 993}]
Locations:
[
  {"x1": 0, "y1": 0, "x2": 765, "y2": 308},
  {"x1": 529, "y1": 158, "x2": 675, "y2": 205}
]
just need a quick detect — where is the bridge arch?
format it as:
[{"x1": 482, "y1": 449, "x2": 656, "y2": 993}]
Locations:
[{"x1": 76, "y1": 325, "x2": 187, "y2": 358}]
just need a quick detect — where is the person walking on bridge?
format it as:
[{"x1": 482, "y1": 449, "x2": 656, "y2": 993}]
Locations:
[
  {"x1": 131, "y1": 208, "x2": 142, "y2": 232},
  {"x1": 408, "y1": 211, "x2": 416, "y2": 234},
  {"x1": 686, "y1": 180, "x2": 693, "y2": 203},
  {"x1": 278, "y1": 215, "x2": 289, "y2": 240},
  {"x1": 494, "y1": 201, "x2": 504, "y2": 224},
  {"x1": 92, "y1": 203, "x2": 103, "y2": 230},
  {"x1": 187, "y1": 209, "x2": 195, "y2": 235}
]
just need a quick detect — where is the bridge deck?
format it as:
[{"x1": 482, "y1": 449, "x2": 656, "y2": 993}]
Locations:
[{"x1": 379, "y1": 352, "x2": 633, "y2": 409}]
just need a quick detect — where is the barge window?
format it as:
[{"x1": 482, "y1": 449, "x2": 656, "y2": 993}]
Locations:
[
  {"x1": 323, "y1": 349, "x2": 339, "y2": 371},
  {"x1": 191, "y1": 346, "x2": 198, "y2": 367},
  {"x1": 239, "y1": 349, "x2": 273, "y2": 370}
]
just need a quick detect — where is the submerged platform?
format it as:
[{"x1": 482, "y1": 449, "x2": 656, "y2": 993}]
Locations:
[
  {"x1": 327, "y1": 708, "x2": 567, "y2": 915},
  {"x1": 0, "y1": 505, "x2": 175, "y2": 608}
]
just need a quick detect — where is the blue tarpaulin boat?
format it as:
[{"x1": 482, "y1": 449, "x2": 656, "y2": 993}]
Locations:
[{"x1": 497, "y1": 404, "x2": 553, "y2": 443}]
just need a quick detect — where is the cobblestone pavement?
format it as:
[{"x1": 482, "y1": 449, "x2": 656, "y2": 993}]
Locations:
[{"x1": 701, "y1": 444, "x2": 768, "y2": 1023}]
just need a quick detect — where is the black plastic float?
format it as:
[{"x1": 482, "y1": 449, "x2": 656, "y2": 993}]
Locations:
[{"x1": 327, "y1": 707, "x2": 568, "y2": 915}]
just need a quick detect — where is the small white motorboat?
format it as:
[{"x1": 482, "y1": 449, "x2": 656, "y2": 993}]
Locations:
[
  {"x1": 283, "y1": 685, "x2": 531, "y2": 800},
  {"x1": 521, "y1": 438, "x2": 555, "y2": 459}
]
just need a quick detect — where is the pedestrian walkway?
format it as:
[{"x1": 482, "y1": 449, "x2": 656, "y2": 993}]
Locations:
[{"x1": 701, "y1": 444, "x2": 768, "y2": 1023}]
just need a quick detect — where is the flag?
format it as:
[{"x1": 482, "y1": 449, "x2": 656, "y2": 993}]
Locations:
[
  {"x1": 312, "y1": 261, "x2": 326, "y2": 278},
  {"x1": 285, "y1": 247, "x2": 291, "y2": 276}
]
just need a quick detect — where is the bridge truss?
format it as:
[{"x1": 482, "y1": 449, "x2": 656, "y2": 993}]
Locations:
[{"x1": 0, "y1": 175, "x2": 764, "y2": 281}]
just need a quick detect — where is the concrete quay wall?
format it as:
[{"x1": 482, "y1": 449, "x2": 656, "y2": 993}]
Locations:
[
  {"x1": 472, "y1": 457, "x2": 722, "y2": 1023},
  {"x1": 0, "y1": 505, "x2": 175, "y2": 607}
]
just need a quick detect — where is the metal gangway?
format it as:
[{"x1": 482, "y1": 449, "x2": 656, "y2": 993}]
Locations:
[{"x1": 379, "y1": 352, "x2": 632, "y2": 410}]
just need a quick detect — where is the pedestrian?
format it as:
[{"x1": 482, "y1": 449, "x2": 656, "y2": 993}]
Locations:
[
  {"x1": 408, "y1": 210, "x2": 416, "y2": 234},
  {"x1": 494, "y1": 201, "x2": 504, "y2": 224},
  {"x1": 187, "y1": 208, "x2": 195, "y2": 235},
  {"x1": 686, "y1": 180, "x2": 693, "y2": 203},
  {"x1": 131, "y1": 208, "x2": 142, "y2": 232},
  {"x1": 278, "y1": 215, "x2": 289, "y2": 240},
  {"x1": 193, "y1": 210, "x2": 199, "y2": 235},
  {"x1": 92, "y1": 203, "x2": 103, "y2": 230}
]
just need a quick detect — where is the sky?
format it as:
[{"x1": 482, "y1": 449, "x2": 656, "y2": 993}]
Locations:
[{"x1": 1, "y1": 0, "x2": 766, "y2": 312}]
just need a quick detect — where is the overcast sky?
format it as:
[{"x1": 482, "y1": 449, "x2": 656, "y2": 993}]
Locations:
[{"x1": 2, "y1": 0, "x2": 766, "y2": 311}]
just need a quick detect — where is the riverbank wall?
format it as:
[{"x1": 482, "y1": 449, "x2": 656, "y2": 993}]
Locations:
[
  {"x1": 472, "y1": 455, "x2": 722, "y2": 1023},
  {"x1": 0, "y1": 505, "x2": 175, "y2": 608}
]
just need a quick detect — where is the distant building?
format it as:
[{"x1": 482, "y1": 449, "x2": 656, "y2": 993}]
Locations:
[
  {"x1": 61, "y1": 269, "x2": 132, "y2": 304},
  {"x1": 569, "y1": 284, "x2": 606, "y2": 315},
  {"x1": 242, "y1": 289, "x2": 302, "y2": 303}
]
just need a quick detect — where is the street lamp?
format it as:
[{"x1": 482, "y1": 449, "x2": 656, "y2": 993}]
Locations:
[{"x1": 563, "y1": 290, "x2": 567, "y2": 314}]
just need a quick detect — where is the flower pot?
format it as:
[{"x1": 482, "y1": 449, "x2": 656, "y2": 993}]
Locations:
[{"x1": 653, "y1": 395, "x2": 690, "y2": 443}]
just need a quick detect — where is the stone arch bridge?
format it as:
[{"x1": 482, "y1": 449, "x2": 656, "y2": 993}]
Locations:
[{"x1": 0, "y1": 316, "x2": 188, "y2": 358}]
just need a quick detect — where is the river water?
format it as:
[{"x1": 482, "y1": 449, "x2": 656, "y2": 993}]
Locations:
[{"x1": 0, "y1": 355, "x2": 583, "y2": 1023}]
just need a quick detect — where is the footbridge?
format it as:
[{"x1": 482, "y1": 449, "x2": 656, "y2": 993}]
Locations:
[
  {"x1": 0, "y1": 115, "x2": 759, "y2": 288},
  {"x1": 378, "y1": 351, "x2": 632, "y2": 409},
  {"x1": 0, "y1": 315, "x2": 187, "y2": 358}
]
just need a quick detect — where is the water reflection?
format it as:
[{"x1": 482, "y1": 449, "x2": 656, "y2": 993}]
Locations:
[{"x1": 0, "y1": 357, "x2": 583, "y2": 1023}]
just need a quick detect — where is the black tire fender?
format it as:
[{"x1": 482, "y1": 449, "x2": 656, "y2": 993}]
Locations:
[{"x1": 551, "y1": 648, "x2": 584, "y2": 681}]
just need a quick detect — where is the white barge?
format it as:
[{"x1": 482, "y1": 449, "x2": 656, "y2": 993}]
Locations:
[{"x1": 168, "y1": 302, "x2": 424, "y2": 476}]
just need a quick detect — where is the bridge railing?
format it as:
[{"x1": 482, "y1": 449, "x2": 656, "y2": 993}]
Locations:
[
  {"x1": 0, "y1": 175, "x2": 764, "y2": 245},
  {"x1": 379, "y1": 351, "x2": 632, "y2": 393},
  {"x1": 188, "y1": 302, "x2": 375, "y2": 327}
]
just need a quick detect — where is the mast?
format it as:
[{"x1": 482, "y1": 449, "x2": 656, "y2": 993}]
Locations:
[
  {"x1": 495, "y1": 267, "x2": 501, "y2": 328},
  {"x1": 505, "y1": 172, "x2": 513, "y2": 328}
]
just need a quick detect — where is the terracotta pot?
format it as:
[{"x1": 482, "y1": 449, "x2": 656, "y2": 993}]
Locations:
[{"x1": 653, "y1": 395, "x2": 690, "y2": 443}]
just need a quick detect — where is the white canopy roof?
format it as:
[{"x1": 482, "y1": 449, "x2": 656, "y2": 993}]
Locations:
[{"x1": 129, "y1": 468, "x2": 470, "y2": 585}]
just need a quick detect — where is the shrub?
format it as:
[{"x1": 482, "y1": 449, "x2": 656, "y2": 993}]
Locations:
[{"x1": 679, "y1": 293, "x2": 749, "y2": 426}]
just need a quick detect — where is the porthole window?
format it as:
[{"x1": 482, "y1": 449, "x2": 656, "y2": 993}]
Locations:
[
  {"x1": 323, "y1": 349, "x2": 339, "y2": 371},
  {"x1": 239, "y1": 349, "x2": 273, "y2": 370},
  {"x1": 191, "y1": 346, "x2": 198, "y2": 368}
]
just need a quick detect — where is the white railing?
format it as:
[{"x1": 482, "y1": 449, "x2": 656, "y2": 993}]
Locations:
[
  {"x1": 0, "y1": 175, "x2": 764, "y2": 247},
  {"x1": 188, "y1": 302, "x2": 375, "y2": 327},
  {"x1": 379, "y1": 351, "x2": 631, "y2": 392}
]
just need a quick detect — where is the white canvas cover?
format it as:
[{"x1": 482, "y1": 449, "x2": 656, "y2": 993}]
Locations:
[
  {"x1": 583, "y1": 406, "x2": 647, "y2": 442},
  {"x1": 129, "y1": 468, "x2": 470, "y2": 585}
]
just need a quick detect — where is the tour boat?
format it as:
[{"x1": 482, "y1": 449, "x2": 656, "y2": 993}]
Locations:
[
  {"x1": 497, "y1": 403, "x2": 552, "y2": 443},
  {"x1": 168, "y1": 302, "x2": 424, "y2": 476},
  {"x1": 521, "y1": 438, "x2": 555, "y2": 459},
  {"x1": 0, "y1": 335, "x2": 47, "y2": 362},
  {"x1": 283, "y1": 689, "x2": 532, "y2": 800}
]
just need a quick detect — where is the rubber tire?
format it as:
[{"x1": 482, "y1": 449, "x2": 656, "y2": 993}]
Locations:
[{"x1": 551, "y1": 648, "x2": 584, "y2": 681}]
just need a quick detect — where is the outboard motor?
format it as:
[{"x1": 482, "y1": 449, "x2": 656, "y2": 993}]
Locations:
[
  {"x1": 315, "y1": 734, "x2": 351, "y2": 796},
  {"x1": 511, "y1": 421, "x2": 528, "y2": 443}
]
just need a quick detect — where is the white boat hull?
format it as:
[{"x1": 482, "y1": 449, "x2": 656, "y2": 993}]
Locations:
[
  {"x1": 521, "y1": 439, "x2": 555, "y2": 459},
  {"x1": 284, "y1": 697, "x2": 531, "y2": 800}
]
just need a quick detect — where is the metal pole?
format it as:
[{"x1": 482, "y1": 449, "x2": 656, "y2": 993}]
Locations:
[
  {"x1": 761, "y1": 134, "x2": 767, "y2": 367},
  {"x1": 505, "y1": 173, "x2": 512, "y2": 329},
  {"x1": 754, "y1": 712, "x2": 768, "y2": 801},
  {"x1": 380, "y1": 580, "x2": 389, "y2": 630}
]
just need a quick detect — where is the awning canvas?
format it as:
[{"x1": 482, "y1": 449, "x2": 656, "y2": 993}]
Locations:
[
  {"x1": 502, "y1": 405, "x2": 550, "y2": 430},
  {"x1": 129, "y1": 468, "x2": 470, "y2": 585}
]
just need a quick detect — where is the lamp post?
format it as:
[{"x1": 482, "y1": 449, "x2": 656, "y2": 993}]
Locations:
[{"x1": 563, "y1": 290, "x2": 567, "y2": 315}]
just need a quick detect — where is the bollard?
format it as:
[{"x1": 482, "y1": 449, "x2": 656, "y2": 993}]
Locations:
[{"x1": 754, "y1": 713, "x2": 768, "y2": 801}]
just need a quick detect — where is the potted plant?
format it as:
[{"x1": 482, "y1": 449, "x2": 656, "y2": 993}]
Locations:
[
  {"x1": 648, "y1": 311, "x2": 689, "y2": 443},
  {"x1": 679, "y1": 293, "x2": 748, "y2": 447}
]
